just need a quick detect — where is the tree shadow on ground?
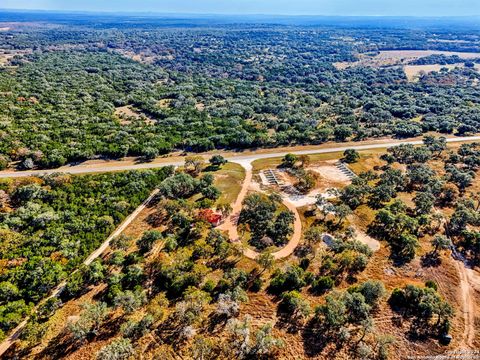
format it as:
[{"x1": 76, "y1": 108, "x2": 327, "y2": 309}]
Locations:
[
  {"x1": 301, "y1": 319, "x2": 333, "y2": 357},
  {"x1": 421, "y1": 252, "x2": 441, "y2": 267},
  {"x1": 206, "y1": 313, "x2": 230, "y2": 334},
  {"x1": 32, "y1": 315, "x2": 125, "y2": 360},
  {"x1": 275, "y1": 307, "x2": 304, "y2": 335}
]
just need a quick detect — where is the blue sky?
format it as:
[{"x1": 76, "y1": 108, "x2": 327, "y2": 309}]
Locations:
[{"x1": 1, "y1": 0, "x2": 479, "y2": 16}]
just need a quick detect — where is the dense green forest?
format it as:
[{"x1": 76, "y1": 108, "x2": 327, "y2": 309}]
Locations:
[
  {"x1": 0, "y1": 17, "x2": 479, "y2": 169},
  {"x1": 0, "y1": 168, "x2": 172, "y2": 336}
]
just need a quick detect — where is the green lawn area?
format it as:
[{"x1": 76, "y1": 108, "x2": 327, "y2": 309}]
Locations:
[
  {"x1": 348, "y1": 150, "x2": 386, "y2": 174},
  {"x1": 251, "y1": 157, "x2": 283, "y2": 173},
  {"x1": 210, "y1": 162, "x2": 246, "y2": 205},
  {"x1": 251, "y1": 152, "x2": 344, "y2": 173}
]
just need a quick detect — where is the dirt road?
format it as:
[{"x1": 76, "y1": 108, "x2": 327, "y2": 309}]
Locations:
[
  {"x1": 269, "y1": 199, "x2": 302, "y2": 259},
  {"x1": 454, "y1": 260, "x2": 478, "y2": 349},
  {"x1": 0, "y1": 189, "x2": 160, "y2": 358},
  {"x1": 449, "y1": 240, "x2": 479, "y2": 350},
  {"x1": 217, "y1": 160, "x2": 253, "y2": 248},
  {"x1": 217, "y1": 160, "x2": 302, "y2": 260}
]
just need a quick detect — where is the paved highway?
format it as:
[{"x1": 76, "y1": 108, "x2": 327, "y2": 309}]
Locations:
[{"x1": 0, "y1": 136, "x2": 479, "y2": 178}]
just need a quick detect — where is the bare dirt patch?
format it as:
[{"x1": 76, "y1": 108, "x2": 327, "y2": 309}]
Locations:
[
  {"x1": 333, "y1": 61, "x2": 351, "y2": 70},
  {"x1": 114, "y1": 105, "x2": 155, "y2": 125},
  {"x1": 351, "y1": 224, "x2": 380, "y2": 251},
  {"x1": 195, "y1": 103, "x2": 205, "y2": 111},
  {"x1": 308, "y1": 160, "x2": 351, "y2": 184},
  {"x1": 115, "y1": 49, "x2": 157, "y2": 64},
  {"x1": 157, "y1": 98, "x2": 172, "y2": 109},
  {"x1": 114, "y1": 105, "x2": 140, "y2": 125}
]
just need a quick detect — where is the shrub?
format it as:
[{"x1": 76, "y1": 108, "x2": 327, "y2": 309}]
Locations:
[
  {"x1": 343, "y1": 149, "x2": 360, "y2": 163},
  {"x1": 311, "y1": 276, "x2": 334, "y2": 294},
  {"x1": 137, "y1": 230, "x2": 163, "y2": 254},
  {"x1": 96, "y1": 338, "x2": 135, "y2": 360}
]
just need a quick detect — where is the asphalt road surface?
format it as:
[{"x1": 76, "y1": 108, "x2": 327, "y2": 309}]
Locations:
[{"x1": 1, "y1": 136, "x2": 479, "y2": 179}]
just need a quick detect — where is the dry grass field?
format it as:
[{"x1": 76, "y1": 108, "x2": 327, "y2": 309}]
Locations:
[
  {"x1": 375, "y1": 50, "x2": 480, "y2": 61},
  {"x1": 211, "y1": 162, "x2": 246, "y2": 205},
  {"x1": 114, "y1": 105, "x2": 156, "y2": 125},
  {"x1": 0, "y1": 50, "x2": 29, "y2": 66},
  {"x1": 404, "y1": 63, "x2": 480, "y2": 81},
  {"x1": 334, "y1": 50, "x2": 480, "y2": 71}
]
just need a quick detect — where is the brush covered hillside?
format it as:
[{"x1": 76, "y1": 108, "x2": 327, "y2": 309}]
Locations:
[
  {"x1": 0, "y1": 14, "x2": 480, "y2": 171},
  {"x1": 4, "y1": 137, "x2": 479, "y2": 360}
]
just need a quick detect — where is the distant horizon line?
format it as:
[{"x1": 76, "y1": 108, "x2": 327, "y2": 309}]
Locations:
[{"x1": 1, "y1": 8, "x2": 480, "y2": 19}]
